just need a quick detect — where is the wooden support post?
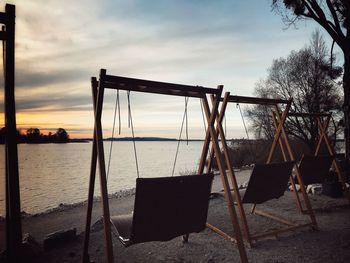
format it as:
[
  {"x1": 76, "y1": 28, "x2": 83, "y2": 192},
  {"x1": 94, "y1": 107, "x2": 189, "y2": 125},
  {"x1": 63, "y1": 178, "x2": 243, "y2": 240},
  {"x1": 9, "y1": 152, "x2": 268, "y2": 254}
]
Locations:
[
  {"x1": 200, "y1": 91, "x2": 248, "y2": 263},
  {"x1": 274, "y1": 108, "x2": 318, "y2": 229},
  {"x1": 271, "y1": 111, "x2": 288, "y2": 161},
  {"x1": 198, "y1": 96, "x2": 214, "y2": 175},
  {"x1": 211, "y1": 93, "x2": 252, "y2": 246},
  {"x1": 266, "y1": 103, "x2": 290, "y2": 164},
  {"x1": 3, "y1": 4, "x2": 23, "y2": 262},
  {"x1": 94, "y1": 70, "x2": 114, "y2": 262},
  {"x1": 271, "y1": 110, "x2": 303, "y2": 212},
  {"x1": 82, "y1": 78, "x2": 99, "y2": 263}
]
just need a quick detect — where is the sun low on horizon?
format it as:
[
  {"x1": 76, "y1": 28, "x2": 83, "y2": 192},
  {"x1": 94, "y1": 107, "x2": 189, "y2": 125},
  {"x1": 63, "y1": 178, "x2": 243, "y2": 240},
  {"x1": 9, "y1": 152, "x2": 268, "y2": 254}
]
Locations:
[{"x1": 0, "y1": 0, "x2": 324, "y2": 139}]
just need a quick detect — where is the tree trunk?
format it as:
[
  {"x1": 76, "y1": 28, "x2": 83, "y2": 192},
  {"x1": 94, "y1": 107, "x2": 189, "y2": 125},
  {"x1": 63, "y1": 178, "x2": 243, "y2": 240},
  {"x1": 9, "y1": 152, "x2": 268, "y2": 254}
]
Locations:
[{"x1": 343, "y1": 48, "x2": 350, "y2": 161}]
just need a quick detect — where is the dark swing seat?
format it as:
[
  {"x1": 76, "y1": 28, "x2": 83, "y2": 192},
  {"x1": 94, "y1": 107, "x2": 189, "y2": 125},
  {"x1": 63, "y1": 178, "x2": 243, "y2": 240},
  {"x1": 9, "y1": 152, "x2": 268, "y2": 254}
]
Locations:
[
  {"x1": 110, "y1": 173, "x2": 214, "y2": 247},
  {"x1": 240, "y1": 162, "x2": 295, "y2": 204},
  {"x1": 297, "y1": 155, "x2": 333, "y2": 185}
]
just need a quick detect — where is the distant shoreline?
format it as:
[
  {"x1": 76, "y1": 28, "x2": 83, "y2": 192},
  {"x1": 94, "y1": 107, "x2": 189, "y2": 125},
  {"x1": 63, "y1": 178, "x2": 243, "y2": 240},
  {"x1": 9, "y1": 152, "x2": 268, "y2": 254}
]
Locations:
[{"x1": 0, "y1": 137, "x2": 266, "y2": 144}]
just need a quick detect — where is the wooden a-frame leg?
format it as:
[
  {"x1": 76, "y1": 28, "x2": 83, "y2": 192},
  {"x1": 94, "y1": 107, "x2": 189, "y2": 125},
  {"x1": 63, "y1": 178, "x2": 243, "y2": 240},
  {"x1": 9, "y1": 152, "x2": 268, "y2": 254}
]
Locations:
[
  {"x1": 271, "y1": 110, "x2": 303, "y2": 212},
  {"x1": 200, "y1": 92, "x2": 248, "y2": 263},
  {"x1": 211, "y1": 93, "x2": 252, "y2": 246},
  {"x1": 94, "y1": 70, "x2": 114, "y2": 262},
  {"x1": 273, "y1": 106, "x2": 318, "y2": 229},
  {"x1": 82, "y1": 78, "x2": 99, "y2": 263}
]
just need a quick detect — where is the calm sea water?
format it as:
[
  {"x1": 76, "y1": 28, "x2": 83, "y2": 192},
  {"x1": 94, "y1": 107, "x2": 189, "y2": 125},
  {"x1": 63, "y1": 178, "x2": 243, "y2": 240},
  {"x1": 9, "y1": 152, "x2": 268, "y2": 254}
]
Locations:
[{"x1": 0, "y1": 141, "x2": 204, "y2": 216}]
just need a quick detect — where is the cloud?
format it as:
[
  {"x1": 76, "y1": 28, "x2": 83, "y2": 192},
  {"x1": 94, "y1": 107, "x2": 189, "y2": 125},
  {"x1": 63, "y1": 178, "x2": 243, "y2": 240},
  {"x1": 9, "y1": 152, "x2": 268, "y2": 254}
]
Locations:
[{"x1": 0, "y1": 0, "x2": 325, "y2": 138}]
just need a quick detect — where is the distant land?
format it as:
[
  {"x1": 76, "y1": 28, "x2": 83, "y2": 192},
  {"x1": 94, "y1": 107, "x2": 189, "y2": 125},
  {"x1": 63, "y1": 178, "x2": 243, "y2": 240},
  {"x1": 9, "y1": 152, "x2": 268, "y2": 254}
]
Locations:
[
  {"x1": 0, "y1": 137, "x2": 261, "y2": 144},
  {"x1": 103, "y1": 137, "x2": 250, "y2": 142},
  {"x1": 104, "y1": 137, "x2": 202, "y2": 142},
  {"x1": 74, "y1": 137, "x2": 257, "y2": 142}
]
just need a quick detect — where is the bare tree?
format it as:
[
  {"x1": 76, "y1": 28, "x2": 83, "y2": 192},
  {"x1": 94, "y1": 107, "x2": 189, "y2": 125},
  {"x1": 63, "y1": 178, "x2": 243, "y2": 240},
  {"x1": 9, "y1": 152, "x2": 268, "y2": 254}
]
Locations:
[
  {"x1": 271, "y1": 0, "x2": 350, "y2": 158},
  {"x1": 247, "y1": 31, "x2": 343, "y2": 152}
]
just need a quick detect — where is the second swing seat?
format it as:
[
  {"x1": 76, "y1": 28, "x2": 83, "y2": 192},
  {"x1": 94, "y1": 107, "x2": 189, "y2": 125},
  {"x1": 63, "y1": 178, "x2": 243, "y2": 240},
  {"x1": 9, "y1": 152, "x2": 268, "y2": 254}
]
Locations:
[
  {"x1": 297, "y1": 155, "x2": 333, "y2": 185},
  {"x1": 238, "y1": 162, "x2": 295, "y2": 204}
]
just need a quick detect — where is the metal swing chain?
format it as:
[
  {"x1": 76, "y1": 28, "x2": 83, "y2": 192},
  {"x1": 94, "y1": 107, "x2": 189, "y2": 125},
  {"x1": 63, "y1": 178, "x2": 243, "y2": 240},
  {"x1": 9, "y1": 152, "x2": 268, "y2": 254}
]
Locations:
[
  {"x1": 127, "y1": 91, "x2": 140, "y2": 178},
  {"x1": 171, "y1": 97, "x2": 189, "y2": 177},
  {"x1": 106, "y1": 90, "x2": 120, "y2": 181},
  {"x1": 236, "y1": 103, "x2": 257, "y2": 163},
  {"x1": 200, "y1": 99, "x2": 213, "y2": 157}
]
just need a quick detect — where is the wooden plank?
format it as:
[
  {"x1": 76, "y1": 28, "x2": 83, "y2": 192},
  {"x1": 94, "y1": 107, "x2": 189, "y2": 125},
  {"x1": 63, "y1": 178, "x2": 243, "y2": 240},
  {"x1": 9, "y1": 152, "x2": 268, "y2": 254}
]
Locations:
[
  {"x1": 253, "y1": 209, "x2": 297, "y2": 226},
  {"x1": 288, "y1": 112, "x2": 331, "y2": 118},
  {"x1": 0, "y1": 31, "x2": 6, "y2": 40},
  {"x1": 103, "y1": 73, "x2": 220, "y2": 98},
  {"x1": 206, "y1": 223, "x2": 237, "y2": 243},
  {"x1": 222, "y1": 95, "x2": 291, "y2": 105},
  {"x1": 251, "y1": 223, "x2": 314, "y2": 241},
  {"x1": 0, "y1": 12, "x2": 7, "y2": 24}
]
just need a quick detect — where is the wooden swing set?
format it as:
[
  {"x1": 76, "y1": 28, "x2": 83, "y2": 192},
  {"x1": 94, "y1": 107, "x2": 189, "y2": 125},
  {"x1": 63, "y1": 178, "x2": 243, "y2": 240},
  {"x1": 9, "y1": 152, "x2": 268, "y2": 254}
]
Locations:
[
  {"x1": 278, "y1": 112, "x2": 350, "y2": 212},
  {"x1": 82, "y1": 69, "x2": 248, "y2": 263},
  {"x1": 204, "y1": 93, "x2": 318, "y2": 247}
]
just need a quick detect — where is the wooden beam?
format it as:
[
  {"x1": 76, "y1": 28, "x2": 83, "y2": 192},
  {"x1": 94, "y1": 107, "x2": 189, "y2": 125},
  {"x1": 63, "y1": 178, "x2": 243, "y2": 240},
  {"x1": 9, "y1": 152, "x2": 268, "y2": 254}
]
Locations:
[
  {"x1": 266, "y1": 102, "x2": 291, "y2": 163},
  {"x1": 82, "y1": 78, "x2": 99, "y2": 263},
  {"x1": 211, "y1": 93, "x2": 252, "y2": 246},
  {"x1": 201, "y1": 93, "x2": 248, "y2": 263},
  {"x1": 222, "y1": 95, "x2": 291, "y2": 106},
  {"x1": 4, "y1": 4, "x2": 23, "y2": 262},
  {"x1": 95, "y1": 69, "x2": 114, "y2": 262},
  {"x1": 288, "y1": 112, "x2": 331, "y2": 118},
  {"x1": 251, "y1": 223, "x2": 314, "y2": 241},
  {"x1": 0, "y1": 12, "x2": 8, "y2": 24},
  {"x1": 206, "y1": 223, "x2": 237, "y2": 243},
  {"x1": 0, "y1": 31, "x2": 6, "y2": 40},
  {"x1": 103, "y1": 73, "x2": 220, "y2": 98},
  {"x1": 253, "y1": 209, "x2": 297, "y2": 227},
  {"x1": 273, "y1": 107, "x2": 318, "y2": 228}
]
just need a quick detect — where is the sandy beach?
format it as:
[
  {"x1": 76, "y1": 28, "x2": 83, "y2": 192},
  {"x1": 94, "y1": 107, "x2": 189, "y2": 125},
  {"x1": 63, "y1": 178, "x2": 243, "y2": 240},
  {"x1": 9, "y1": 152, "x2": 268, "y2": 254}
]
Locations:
[{"x1": 1, "y1": 169, "x2": 350, "y2": 263}]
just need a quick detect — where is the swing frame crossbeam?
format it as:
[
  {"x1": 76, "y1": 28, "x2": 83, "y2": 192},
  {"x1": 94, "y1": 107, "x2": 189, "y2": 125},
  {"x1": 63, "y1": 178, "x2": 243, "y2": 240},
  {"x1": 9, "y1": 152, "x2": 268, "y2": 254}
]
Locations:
[
  {"x1": 221, "y1": 95, "x2": 290, "y2": 106},
  {"x1": 102, "y1": 74, "x2": 218, "y2": 98},
  {"x1": 206, "y1": 94, "x2": 318, "y2": 247},
  {"x1": 281, "y1": 112, "x2": 350, "y2": 211},
  {"x1": 82, "y1": 69, "x2": 248, "y2": 263}
]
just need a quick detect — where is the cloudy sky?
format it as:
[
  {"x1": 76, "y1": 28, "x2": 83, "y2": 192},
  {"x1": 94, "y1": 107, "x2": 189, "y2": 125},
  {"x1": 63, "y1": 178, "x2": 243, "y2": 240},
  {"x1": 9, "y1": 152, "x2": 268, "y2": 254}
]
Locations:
[{"x1": 0, "y1": 0, "x2": 335, "y2": 139}]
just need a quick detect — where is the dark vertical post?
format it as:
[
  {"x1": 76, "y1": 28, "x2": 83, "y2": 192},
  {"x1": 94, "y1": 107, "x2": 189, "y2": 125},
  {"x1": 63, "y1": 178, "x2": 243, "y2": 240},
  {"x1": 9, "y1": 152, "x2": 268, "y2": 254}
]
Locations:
[
  {"x1": 3, "y1": 4, "x2": 22, "y2": 261},
  {"x1": 82, "y1": 78, "x2": 99, "y2": 263},
  {"x1": 95, "y1": 69, "x2": 114, "y2": 262}
]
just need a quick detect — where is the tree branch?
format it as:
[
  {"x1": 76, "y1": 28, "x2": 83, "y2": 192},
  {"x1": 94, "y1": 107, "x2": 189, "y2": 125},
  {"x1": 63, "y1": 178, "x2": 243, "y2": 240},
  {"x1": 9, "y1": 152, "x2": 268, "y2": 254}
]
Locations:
[
  {"x1": 326, "y1": 0, "x2": 342, "y2": 34},
  {"x1": 302, "y1": 0, "x2": 346, "y2": 49}
]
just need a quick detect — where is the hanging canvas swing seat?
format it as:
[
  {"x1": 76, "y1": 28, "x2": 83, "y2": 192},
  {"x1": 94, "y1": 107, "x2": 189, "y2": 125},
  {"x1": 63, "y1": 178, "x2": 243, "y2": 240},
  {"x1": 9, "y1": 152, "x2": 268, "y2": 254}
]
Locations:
[
  {"x1": 297, "y1": 155, "x2": 333, "y2": 185},
  {"x1": 238, "y1": 161, "x2": 295, "y2": 204},
  {"x1": 110, "y1": 173, "x2": 214, "y2": 247}
]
